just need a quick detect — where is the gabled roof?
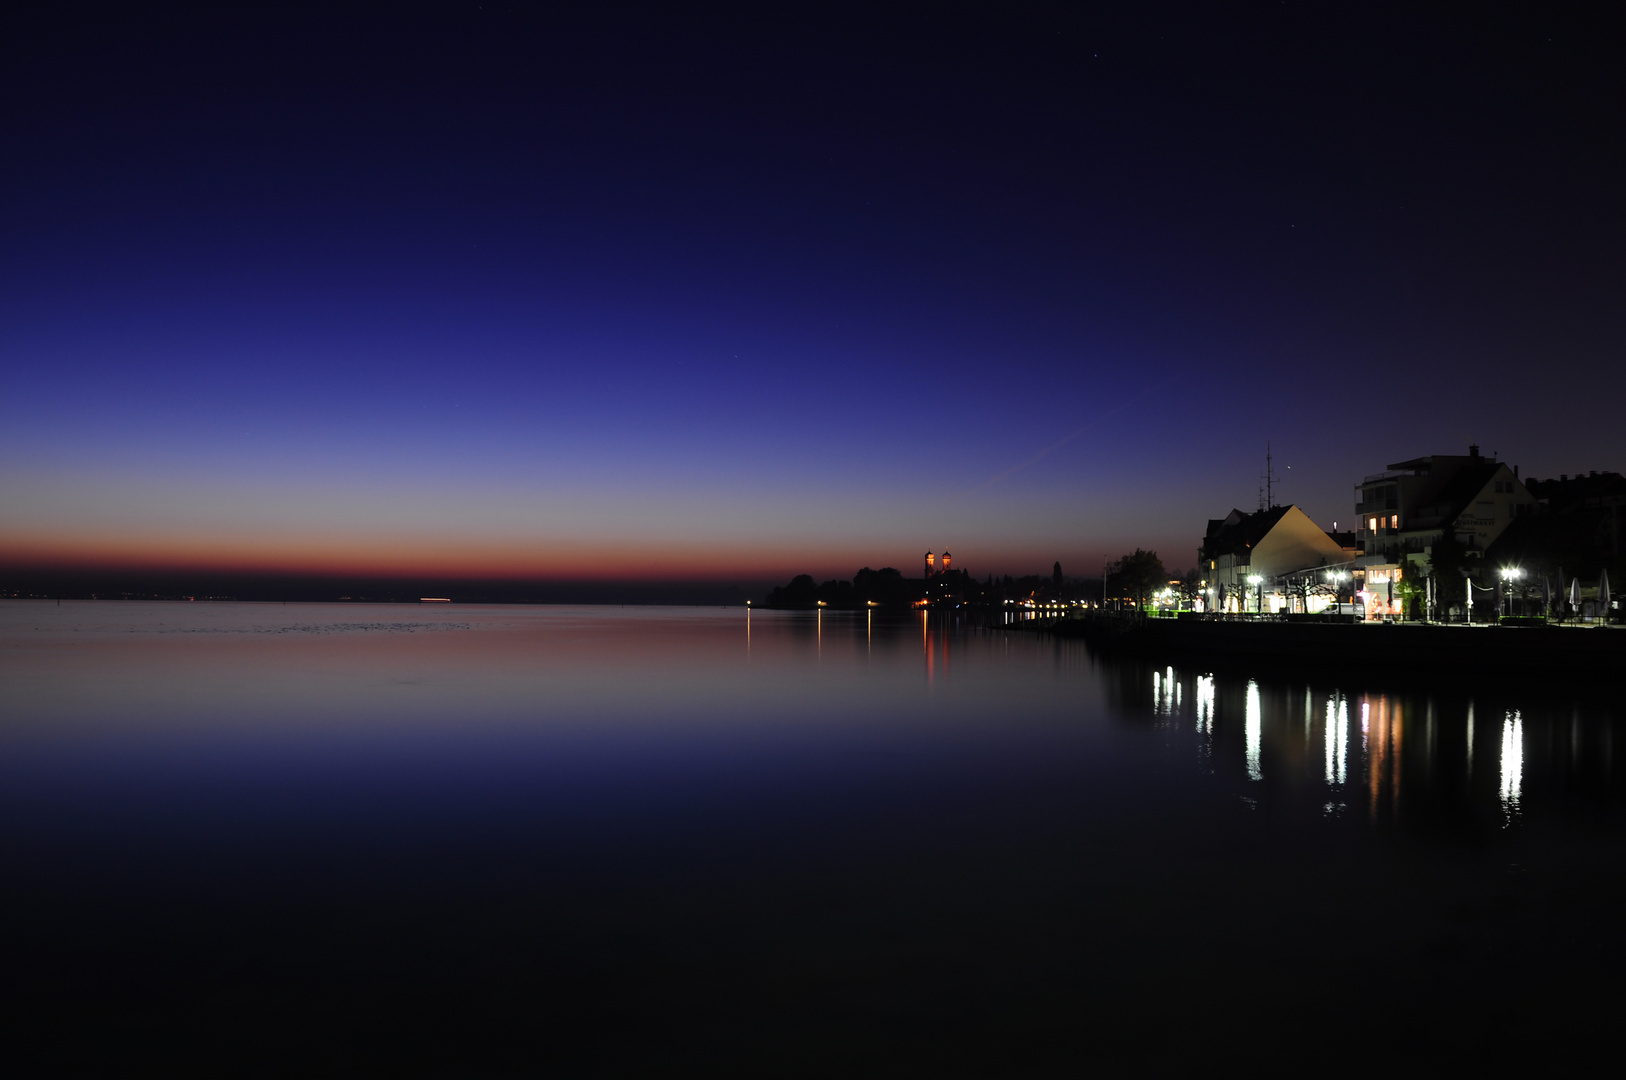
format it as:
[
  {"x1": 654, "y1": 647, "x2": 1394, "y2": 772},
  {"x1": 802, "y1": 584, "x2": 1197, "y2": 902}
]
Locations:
[
  {"x1": 1202, "y1": 505, "x2": 1293, "y2": 558},
  {"x1": 1407, "y1": 462, "x2": 1502, "y2": 528}
]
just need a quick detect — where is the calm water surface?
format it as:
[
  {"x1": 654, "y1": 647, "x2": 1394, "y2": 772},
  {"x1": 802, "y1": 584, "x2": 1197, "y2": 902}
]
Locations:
[{"x1": 3, "y1": 602, "x2": 1623, "y2": 1074}]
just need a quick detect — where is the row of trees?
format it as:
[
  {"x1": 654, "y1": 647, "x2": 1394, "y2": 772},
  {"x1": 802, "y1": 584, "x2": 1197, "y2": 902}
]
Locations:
[
  {"x1": 763, "y1": 567, "x2": 918, "y2": 609},
  {"x1": 763, "y1": 561, "x2": 1093, "y2": 609}
]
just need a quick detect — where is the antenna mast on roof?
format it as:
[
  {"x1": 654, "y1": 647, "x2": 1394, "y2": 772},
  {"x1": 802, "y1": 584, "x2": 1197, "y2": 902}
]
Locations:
[{"x1": 1259, "y1": 442, "x2": 1279, "y2": 511}]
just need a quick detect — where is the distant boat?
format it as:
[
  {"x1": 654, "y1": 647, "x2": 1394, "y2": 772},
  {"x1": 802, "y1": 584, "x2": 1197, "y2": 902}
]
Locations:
[{"x1": 420, "y1": 597, "x2": 452, "y2": 603}]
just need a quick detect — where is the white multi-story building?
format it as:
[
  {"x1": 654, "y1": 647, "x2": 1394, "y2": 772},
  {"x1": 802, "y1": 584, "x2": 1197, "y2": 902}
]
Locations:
[{"x1": 1354, "y1": 445, "x2": 1537, "y2": 618}]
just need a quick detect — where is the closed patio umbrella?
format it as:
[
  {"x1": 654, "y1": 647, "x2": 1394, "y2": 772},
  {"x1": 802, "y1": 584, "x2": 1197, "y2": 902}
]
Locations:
[{"x1": 1601, "y1": 570, "x2": 1612, "y2": 623}]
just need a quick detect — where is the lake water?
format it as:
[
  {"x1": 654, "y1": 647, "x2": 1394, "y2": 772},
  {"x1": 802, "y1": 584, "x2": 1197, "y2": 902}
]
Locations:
[{"x1": 3, "y1": 602, "x2": 1624, "y2": 1074}]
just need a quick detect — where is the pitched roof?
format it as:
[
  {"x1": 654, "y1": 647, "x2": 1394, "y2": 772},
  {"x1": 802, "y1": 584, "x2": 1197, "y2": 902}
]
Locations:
[
  {"x1": 1201, "y1": 505, "x2": 1293, "y2": 559},
  {"x1": 1407, "y1": 462, "x2": 1501, "y2": 528}
]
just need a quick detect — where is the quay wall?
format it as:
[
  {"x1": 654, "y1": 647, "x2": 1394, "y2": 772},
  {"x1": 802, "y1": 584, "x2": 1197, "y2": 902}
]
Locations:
[{"x1": 1044, "y1": 617, "x2": 1626, "y2": 678}]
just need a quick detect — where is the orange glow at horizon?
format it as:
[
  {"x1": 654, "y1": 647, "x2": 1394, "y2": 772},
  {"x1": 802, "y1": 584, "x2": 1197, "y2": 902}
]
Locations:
[{"x1": 0, "y1": 531, "x2": 915, "y2": 582}]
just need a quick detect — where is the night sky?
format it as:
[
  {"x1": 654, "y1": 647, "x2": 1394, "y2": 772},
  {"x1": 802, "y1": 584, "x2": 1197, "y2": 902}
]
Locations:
[{"x1": 3, "y1": 4, "x2": 1622, "y2": 589}]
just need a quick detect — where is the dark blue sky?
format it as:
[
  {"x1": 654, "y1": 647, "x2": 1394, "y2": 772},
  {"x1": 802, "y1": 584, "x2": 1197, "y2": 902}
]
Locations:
[{"x1": 3, "y1": 3, "x2": 1622, "y2": 583}]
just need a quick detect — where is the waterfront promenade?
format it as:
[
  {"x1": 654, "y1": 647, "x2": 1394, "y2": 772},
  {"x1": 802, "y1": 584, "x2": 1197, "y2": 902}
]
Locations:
[{"x1": 1041, "y1": 614, "x2": 1626, "y2": 680}]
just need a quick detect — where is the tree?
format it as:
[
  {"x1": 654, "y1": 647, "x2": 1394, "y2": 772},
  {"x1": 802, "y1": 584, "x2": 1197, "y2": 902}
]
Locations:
[
  {"x1": 764, "y1": 574, "x2": 818, "y2": 608},
  {"x1": 1427, "y1": 533, "x2": 1476, "y2": 620},
  {"x1": 1394, "y1": 564, "x2": 1428, "y2": 620},
  {"x1": 1108, "y1": 549, "x2": 1166, "y2": 616},
  {"x1": 1177, "y1": 568, "x2": 1204, "y2": 609},
  {"x1": 1282, "y1": 560, "x2": 1340, "y2": 614},
  {"x1": 853, "y1": 566, "x2": 910, "y2": 607},
  {"x1": 1052, "y1": 561, "x2": 1064, "y2": 597}
]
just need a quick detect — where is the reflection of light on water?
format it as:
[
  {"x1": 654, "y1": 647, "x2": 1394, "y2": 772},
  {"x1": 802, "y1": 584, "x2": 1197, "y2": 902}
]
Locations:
[
  {"x1": 1195, "y1": 676, "x2": 1215, "y2": 734},
  {"x1": 1362, "y1": 696, "x2": 1403, "y2": 821},
  {"x1": 1466, "y1": 701, "x2": 1475, "y2": 779},
  {"x1": 922, "y1": 610, "x2": 932, "y2": 687},
  {"x1": 1324, "y1": 695, "x2": 1347, "y2": 785},
  {"x1": 1245, "y1": 681, "x2": 1262, "y2": 781},
  {"x1": 1425, "y1": 699, "x2": 1436, "y2": 770},
  {"x1": 1152, "y1": 666, "x2": 1179, "y2": 717},
  {"x1": 1500, "y1": 710, "x2": 1523, "y2": 825},
  {"x1": 1195, "y1": 674, "x2": 1215, "y2": 772}
]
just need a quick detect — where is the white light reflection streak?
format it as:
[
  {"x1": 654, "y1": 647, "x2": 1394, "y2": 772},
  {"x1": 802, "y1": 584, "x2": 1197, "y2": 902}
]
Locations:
[
  {"x1": 1500, "y1": 709, "x2": 1523, "y2": 826},
  {"x1": 1152, "y1": 666, "x2": 1179, "y2": 718},
  {"x1": 1324, "y1": 697, "x2": 1335, "y2": 783},
  {"x1": 1195, "y1": 674, "x2": 1215, "y2": 772},
  {"x1": 1324, "y1": 695, "x2": 1348, "y2": 786},
  {"x1": 1466, "y1": 701, "x2": 1475, "y2": 780},
  {"x1": 1245, "y1": 681, "x2": 1262, "y2": 781}
]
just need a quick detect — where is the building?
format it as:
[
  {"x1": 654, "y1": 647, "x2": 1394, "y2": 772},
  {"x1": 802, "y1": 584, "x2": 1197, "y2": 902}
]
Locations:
[
  {"x1": 923, "y1": 550, "x2": 967, "y2": 605},
  {"x1": 1354, "y1": 445, "x2": 1538, "y2": 618},
  {"x1": 1199, "y1": 505, "x2": 1352, "y2": 613},
  {"x1": 1515, "y1": 470, "x2": 1626, "y2": 568}
]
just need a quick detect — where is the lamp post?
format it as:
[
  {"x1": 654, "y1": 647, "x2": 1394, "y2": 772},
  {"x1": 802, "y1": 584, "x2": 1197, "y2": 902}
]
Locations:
[
  {"x1": 1500, "y1": 567, "x2": 1523, "y2": 618},
  {"x1": 1248, "y1": 575, "x2": 1263, "y2": 615},
  {"x1": 1326, "y1": 569, "x2": 1346, "y2": 616}
]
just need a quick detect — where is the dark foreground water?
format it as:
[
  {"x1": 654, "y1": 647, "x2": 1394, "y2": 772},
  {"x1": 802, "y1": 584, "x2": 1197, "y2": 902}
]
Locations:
[{"x1": 3, "y1": 602, "x2": 1624, "y2": 1075}]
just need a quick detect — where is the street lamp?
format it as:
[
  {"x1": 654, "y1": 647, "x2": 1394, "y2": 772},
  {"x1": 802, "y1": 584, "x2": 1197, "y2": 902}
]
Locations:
[
  {"x1": 1499, "y1": 567, "x2": 1523, "y2": 617},
  {"x1": 1325, "y1": 570, "x2": 1347, "y2": 613},
  {"x1": 1248, "y1": 574, "x2": 1263, "y2": 614}
]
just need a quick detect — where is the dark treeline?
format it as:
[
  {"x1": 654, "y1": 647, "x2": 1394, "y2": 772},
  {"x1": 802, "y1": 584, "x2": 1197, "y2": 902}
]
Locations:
[
  {"x1": 764, "y1": 567, "x2": 916, "y2": 609},
  {"x1": 764, "y1": 564, "x2": 1101, "y2": 609}
]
